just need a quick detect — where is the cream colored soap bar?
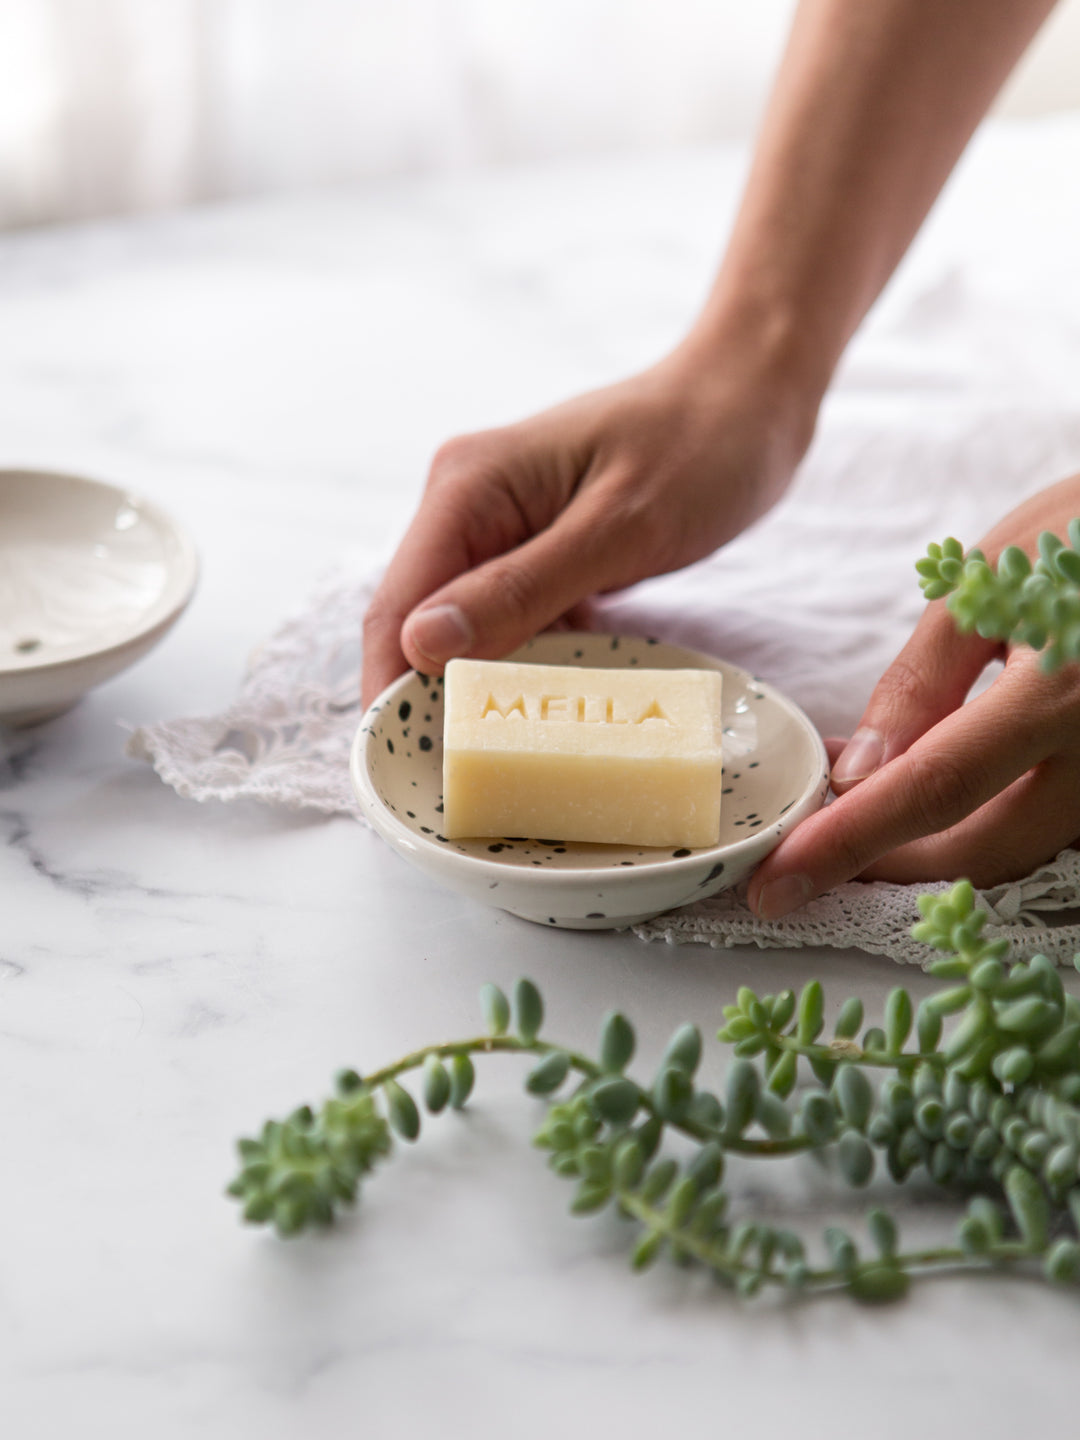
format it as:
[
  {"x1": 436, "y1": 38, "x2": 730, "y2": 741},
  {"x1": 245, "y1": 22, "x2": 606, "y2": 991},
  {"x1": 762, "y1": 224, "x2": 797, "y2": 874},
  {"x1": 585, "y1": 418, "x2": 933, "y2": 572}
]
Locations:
[{"x1": 443, "y1": 658, "x2": 723, "y2": 847}]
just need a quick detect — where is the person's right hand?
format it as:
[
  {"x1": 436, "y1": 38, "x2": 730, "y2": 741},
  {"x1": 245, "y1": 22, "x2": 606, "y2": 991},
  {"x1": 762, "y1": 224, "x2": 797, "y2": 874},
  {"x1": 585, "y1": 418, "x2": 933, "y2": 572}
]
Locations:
[{"x1": 361, "y1": 328, "x2": 819, "y2": 707}]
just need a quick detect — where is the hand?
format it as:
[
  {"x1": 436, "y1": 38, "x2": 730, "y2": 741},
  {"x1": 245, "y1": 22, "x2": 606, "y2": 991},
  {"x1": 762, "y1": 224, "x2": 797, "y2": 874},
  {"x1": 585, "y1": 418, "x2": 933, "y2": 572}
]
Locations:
[
  {"x1": 748, "y1": 473, "x2": 1080, "y2": 919},
  {"x1": 361, "y1": 327, "x2": 818, "y2": 708}
]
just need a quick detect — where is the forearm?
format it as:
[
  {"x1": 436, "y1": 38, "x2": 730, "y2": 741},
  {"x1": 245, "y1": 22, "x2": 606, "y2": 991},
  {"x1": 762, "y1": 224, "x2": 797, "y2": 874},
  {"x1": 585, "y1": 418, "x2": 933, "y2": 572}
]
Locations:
[{"x1": 687, "y1": 0, "x2": 1057, "y2": 402}]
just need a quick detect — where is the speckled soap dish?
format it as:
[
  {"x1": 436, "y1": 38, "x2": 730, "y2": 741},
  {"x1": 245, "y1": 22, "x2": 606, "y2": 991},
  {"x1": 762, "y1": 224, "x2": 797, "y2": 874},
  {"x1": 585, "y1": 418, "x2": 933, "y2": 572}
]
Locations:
[{"x1": 351, "y1": 633, "x2": 828, "y2": 930}]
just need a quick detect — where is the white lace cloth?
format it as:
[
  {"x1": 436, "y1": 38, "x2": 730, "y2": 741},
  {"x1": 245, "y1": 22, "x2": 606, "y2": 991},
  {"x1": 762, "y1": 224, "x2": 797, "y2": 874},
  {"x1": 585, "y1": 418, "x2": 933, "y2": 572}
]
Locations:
[{"x1": 130, "y1": 121, "x2": 1080, "y2": 965}]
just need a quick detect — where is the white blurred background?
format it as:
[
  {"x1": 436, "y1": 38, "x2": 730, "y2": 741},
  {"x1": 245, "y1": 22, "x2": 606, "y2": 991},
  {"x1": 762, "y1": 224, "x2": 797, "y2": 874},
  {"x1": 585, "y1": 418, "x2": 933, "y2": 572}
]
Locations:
[{"x1": 2, "y1": 0, "x2": 1080, "y2": 231}]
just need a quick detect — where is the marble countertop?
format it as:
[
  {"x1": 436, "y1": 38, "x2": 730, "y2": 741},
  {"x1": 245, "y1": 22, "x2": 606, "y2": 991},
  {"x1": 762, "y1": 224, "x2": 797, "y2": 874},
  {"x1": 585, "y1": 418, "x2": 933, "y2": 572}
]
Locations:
[{"x1": 3, "y1": 133, "x2": 1080, "y2": 1438}]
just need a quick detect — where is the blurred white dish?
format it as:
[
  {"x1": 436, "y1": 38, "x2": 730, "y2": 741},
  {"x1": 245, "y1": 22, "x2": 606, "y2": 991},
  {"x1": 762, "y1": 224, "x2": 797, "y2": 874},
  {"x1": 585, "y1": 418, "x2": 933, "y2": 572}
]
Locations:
[
  {"x1": 351, "y1": 632, "x2": 829, "y2": 929},
  {"x1": 0, "y1": 469, "x2": 199, "y2": 726}
]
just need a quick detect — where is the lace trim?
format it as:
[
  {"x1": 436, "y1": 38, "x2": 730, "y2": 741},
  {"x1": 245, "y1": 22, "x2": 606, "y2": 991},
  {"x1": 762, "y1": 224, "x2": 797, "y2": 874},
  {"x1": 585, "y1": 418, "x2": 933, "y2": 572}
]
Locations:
[
  {"x1": 631, "y1": 853, "x2": 1080, "y2": 967},
  {"x1": 128, "y1": 573, "x2": 374, "y2": 816}
]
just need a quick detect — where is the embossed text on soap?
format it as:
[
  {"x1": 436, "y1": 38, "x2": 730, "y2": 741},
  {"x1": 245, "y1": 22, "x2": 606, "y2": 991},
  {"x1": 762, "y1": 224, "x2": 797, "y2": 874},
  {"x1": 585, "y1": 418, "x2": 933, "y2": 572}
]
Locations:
[{"x1": 481, "y1": 692, "x2": 672, "y2": 725}]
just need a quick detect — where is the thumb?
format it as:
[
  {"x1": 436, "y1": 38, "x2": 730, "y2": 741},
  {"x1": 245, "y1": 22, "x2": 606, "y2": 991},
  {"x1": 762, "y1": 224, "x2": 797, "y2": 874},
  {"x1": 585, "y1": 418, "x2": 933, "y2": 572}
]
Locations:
[
  {"x1": 830, "y1": 604, "x2": 1001, "y2": 794},
  {"x1": 402, "y1": 488, "x2": 632, "y2": 668}
]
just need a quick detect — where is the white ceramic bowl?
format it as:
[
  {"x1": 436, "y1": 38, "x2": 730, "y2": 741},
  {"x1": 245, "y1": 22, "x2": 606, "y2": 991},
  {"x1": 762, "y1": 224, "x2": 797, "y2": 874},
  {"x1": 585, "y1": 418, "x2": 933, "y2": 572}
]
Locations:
[
  {"x1": 351, "y1": 633, "x2": 829, "y2": 929},
  {"x1": 0, "y1": 468, "x2": 199, "y2": 726}
]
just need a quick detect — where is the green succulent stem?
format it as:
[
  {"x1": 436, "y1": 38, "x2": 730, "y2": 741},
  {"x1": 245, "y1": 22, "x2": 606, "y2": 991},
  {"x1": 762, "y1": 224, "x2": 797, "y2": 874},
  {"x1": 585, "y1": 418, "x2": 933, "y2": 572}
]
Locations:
[
  {"x1": 362, "y1": 1033, "x2": 575, "y2": 1088},
  {"x1": 762, "y1": 1030, "x2": 947, "y2": 1073},
  {"x1": 618, "y1": 1185, "x2": 1041, "y2": 1292},
  {"x1": 229, "y1": 879, "x2": 1080, "y2": 1298},
  {"x1": 365, "y1": 1034, "x2": 810, "y2": 1156}
]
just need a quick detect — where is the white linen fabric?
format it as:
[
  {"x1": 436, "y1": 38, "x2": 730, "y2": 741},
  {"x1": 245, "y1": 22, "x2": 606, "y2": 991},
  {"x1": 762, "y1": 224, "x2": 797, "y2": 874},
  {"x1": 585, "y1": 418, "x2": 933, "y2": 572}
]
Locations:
[{"x1": 130, "y1": 118, "x2": 1080, "y2": 964}]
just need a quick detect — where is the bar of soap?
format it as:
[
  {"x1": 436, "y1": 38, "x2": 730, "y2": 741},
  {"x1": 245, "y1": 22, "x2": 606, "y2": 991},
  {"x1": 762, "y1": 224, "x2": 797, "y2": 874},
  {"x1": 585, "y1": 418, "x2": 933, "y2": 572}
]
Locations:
[{"x1": 443, "y1": 658, "x2": 723, "y2": 847}]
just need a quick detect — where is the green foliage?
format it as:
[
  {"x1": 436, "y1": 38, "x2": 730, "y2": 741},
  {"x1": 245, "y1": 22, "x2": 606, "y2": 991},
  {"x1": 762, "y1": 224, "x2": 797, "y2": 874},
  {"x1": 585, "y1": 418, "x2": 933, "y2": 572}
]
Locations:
[
  {"x1": 227, "y1": 879, "x2": 1080, "y2": 1304},
  {"x1": 916, "y1": 523, "x2": 1080, "y2": 669}
]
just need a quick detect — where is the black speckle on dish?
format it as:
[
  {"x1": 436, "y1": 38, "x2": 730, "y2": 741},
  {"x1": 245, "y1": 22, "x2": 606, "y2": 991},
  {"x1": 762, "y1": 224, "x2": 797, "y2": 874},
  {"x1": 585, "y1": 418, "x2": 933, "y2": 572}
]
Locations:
[
  {"x1": 435, "y1": 803, "x2": 444, "y2": 813},
  {"x1": 436, "y1": 834, "x2": 448, "y2": 843},
  {"x1": 430, "y1": 691, "x2": 439, "y2": 702},
  {"x1": 532, "y1": 860, "x2": 542, "y2": 866},
  {"x1": 421, "y1": 826, "x2": 433, "y2": 835},
  {"x1": 746, "y1": 813, "x2": 758, "y2": 820},
  {"x1": 406, "y1": 810, "x2": 416, "y2": 819},
  {"x1": 488, "y1": 843, "x2": 505, "y2": 853},
  {"x1": 672, "y1": 848, "x2": 692, "y2": 858},
  {"x1": 734, "y1": 819, "x2": 746, "y2": 826},
  {"x1": 489, "y1": 881, "x2": 499, "y2": 889},
  {"x1": 547, "y1": 917, "x2": 557, "y2": 925},
  {"x1": 553, "y1": 847, "x2": 566, "y2": 854},
  {"x1": 750, "y1": 820, "x2": 762, "y2": 828},
  {"x1": 406, "y1": 751, "x2": 412, "y2": 759},
  {"x1": 411, "y1": 780, "x2": 418, "y2": 787},
  {"x1": 418, "y1": 735, "x2": 433, "y2": 752},
  {"x1": 629, "y1": 656, "x2": 639, "y2": 665},
  {"x1": 646, "y1": 636, "x2": 658, "y2": 645},
  {"x1": 586, "y1": 912, "x2": 605, "y2": 919},
  {"x1": 574, "y1": 650, "x2": 583, "y2": 659},
  {"x1": 538, "y1": 839, "x2": 561, "y2": 847},
  {"x1": 398, "y1": 700, "x2": 411, "y2": 721},
  {"x1": 505, "y1": 837, "x2": 527, "y2": 843},
  {"x1": 722, "y1": 787, "x2": 733, "y2": 795},
  {"x1": 386, "y1": 738, "x2": 394, "y2": 754},
  {"x1": 698, "y1": 861, "x2": 725, "y2": 886},
  {"x1": 731, "y1": 773, "x2": 741, "y2": 780},
  {"x1": 748, "y1": 761, "x2": 759, "y2": 769},
  {"x1": 780, "y1": 799, "x2": 795, "y2": 814},
  {"x1": 610, "y1": 636, "x2": 620, "y2": 650},
  {"x1": 402, "y1": 727, "x2": 410, "y2": 738},
  {"x1": 416, "y1": 672, "x2": 429, "y2": 685}
]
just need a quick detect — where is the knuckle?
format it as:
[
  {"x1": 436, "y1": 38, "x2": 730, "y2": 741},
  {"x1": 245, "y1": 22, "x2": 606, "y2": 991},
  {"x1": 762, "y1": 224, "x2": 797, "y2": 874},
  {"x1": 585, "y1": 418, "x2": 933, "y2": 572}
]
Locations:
[
  {"x1": 873, "y1": 655, "x2": 936, "y2": 718},
  {"x1": 900, "y1": 749, "x2": 985, "y2": 834},
  {"x1": 819, "y1": 807, "x2": 876, "y2": 883},
  {"x1": 428, "y1": 432, "x2": 490, "y2": 488},
  {"x1": 483, "y1": 559, "x2": 542, "y2": 623},
  {"x1": 960, "y1": 839, "x2": 1022, "y2": 890}
]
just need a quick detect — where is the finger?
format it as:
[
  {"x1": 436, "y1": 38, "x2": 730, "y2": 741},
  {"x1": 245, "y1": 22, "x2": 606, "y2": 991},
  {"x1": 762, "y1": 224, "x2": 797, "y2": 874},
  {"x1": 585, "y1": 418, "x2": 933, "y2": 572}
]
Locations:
[
  {"x1": 363, "y1": 509, "x2": 471, "y2": 708},
  {"x1": 747, "y1": 664, "x2": 1052, "y2": 918},
  {"x1": 361, "y1": 433, "x2": 565, "y2": 708},
  {"x1": 861, "y1": 752, "x2": 1080, "y2": 886},
  {"x1": 829, "y1": 603, "x2": 1001, "y2": 794},
  {"x1": 824, "y1": 737, "x2": 848, "y2": 769},
  {"x1": 400, "y1": 477, "x2": 639, "y2": 672}
]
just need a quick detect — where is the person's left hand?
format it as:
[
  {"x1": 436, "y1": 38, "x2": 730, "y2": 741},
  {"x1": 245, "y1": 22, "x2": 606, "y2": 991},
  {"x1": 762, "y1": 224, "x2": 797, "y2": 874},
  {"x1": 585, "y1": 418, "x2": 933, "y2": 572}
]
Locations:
[{"x1": 747, "y1": 471, "x2": 1080, "y2": 920}]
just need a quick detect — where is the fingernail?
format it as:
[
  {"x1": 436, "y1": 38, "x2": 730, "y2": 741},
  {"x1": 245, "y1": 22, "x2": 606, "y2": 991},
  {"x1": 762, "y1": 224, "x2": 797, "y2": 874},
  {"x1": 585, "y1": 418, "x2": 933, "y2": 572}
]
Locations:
[
  {"x1": 755, "y1": 874, "x2": 814, "y2": 921},
  {"x1": 406, "y1": 603, "x2": 474, "y2": 664},
  {"x1": 831, "y1": 727, "x2": 884, "y2": 788}
]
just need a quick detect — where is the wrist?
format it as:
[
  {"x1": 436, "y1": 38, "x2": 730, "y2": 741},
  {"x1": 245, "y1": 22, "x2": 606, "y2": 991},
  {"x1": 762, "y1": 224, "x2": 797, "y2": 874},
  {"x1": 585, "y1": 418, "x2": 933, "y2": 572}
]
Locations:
[
  {"x1": 667, "y1": 293, "x2": 825, "y2": 495},
  {"x1": 681, "y1": 283, "x2": 834, "y2": 422}
]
